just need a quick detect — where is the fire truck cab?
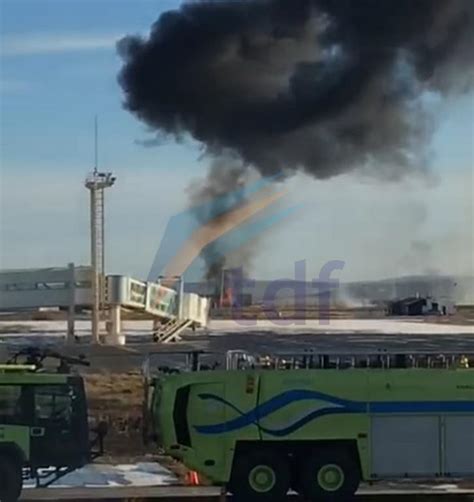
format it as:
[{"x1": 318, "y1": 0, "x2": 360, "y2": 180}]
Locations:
[{"x1": 0, "y1": 349, "x2": 105, "y2": 502}]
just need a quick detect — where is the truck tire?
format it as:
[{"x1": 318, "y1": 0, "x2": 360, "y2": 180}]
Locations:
[
  {"x1": 0, "y1": 456, "x2": 22, "y2": 502},
  {"x1": 299, "y1": 446, "x2": 360, "y2": 501},
  {"x1": 229, "y1": 450, "x2": 290, "y2": 502}
]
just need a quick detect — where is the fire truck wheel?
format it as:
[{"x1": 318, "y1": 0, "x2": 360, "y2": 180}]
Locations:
[
  {"x1": 299, "y1": 447, "x2": 360, "y2": 501},
  {"x1": 0, "y1": 456, "x2": 22, "y2": 502},
  {"x1": 229, "y1": 450, "x2": 290, "y2": 502}
]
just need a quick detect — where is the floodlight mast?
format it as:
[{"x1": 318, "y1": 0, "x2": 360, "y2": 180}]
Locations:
[{"x1": 84, "y1": 118, "x2": 116, "y2": 344}]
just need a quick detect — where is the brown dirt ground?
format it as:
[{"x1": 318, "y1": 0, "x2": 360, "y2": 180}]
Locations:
[
  {"x1": 84, "y1": 372, "x2": 191, "y2": 482},
  {"x1": 85, "y1": 372, "x2": 149, "y2": 458}
]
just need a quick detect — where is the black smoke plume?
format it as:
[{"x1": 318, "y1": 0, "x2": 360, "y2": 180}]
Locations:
[
  {"x1": 119, "y1": 0, "x2": 473, "y2": 179},
  {"x1": 187, "y1": 158, "x2": 253, "y2": 281},
  {"x1": 118, "y1": 0, "x2": 473, "y2": 280}
]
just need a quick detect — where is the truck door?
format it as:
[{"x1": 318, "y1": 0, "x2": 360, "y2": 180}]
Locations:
[
  {"x1": 189, "y1": 374, "x2": 261, "y2": 443},
  {"x1": 188, "y1": 374, "x2": 260, "y2": 477},
  {"x1": 28, "y1": 382, "x2": 89, "y2": 469}
]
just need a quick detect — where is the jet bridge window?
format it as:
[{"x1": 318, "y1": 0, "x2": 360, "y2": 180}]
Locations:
[{"x1": 0, "y1": 385, "x2": 24, "y2": 422}]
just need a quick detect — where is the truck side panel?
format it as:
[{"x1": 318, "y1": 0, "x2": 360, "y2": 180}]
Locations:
[
  {"x1": 257, "y1": 370, "x2": 370, "y2": 477},
  {"x1": 158, "y1": 367, "x2": 474, "y2": 485},
  {"x1": 444, "y1": 416, "x2": 474, "y2": 475},
  {"x1": 368, "y1": 369, "x2": 474, "y2": 478}
]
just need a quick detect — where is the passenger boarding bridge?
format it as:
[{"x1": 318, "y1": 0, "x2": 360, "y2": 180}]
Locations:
[{"x1": 0, "y1": 265, "x2": 210, "y2": 344}]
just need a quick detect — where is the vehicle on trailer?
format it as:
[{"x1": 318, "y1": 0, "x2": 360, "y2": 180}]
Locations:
[
  {"x1": 0, "y1": 348, "x2": 106, "y2": 502},
  {"x1": 145, "y1": 349, "x2": 474, "y2": 501}
]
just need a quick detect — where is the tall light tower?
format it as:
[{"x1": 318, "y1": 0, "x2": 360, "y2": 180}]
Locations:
[{"x1": 85, "y1": 119, "x2": 116, "y2": 344}]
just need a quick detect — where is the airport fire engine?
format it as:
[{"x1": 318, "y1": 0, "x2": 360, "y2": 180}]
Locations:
[{"x1": 146, "y1": 349, "x2": 474, "y2": 501}]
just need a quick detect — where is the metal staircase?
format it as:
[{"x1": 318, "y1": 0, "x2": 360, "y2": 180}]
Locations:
[{"x1": 153, "y1": 318, "x2": 194, "y2": 343}]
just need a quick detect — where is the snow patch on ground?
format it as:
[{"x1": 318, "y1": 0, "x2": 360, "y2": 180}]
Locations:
[
  {"x1": 24, "y1": 463, "x2": 176, "y2": 488},
  {"x1": 208, "y1": 319, "x2": 474, "y2": 334},
  {"x1": 0, "y1": 319, "x2": 472, "y2": 344}
]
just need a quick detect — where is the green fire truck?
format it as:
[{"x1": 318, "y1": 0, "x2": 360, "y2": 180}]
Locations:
[
  {"x1": 0, "y1": 348, "x2": 106, "y2": 502},
  {"x1": 146, "y1": 349, "x2": 474, "y2": 501}
]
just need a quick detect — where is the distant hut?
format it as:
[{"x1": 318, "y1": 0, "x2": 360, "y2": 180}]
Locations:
[{"x1": 388, "y1": 296, "x2": 436, "y2": 316}]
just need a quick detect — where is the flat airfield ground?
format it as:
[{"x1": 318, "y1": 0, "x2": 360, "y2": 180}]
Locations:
[{"x1": 1, "y1": 318, "x2": 473, "y2": 460}]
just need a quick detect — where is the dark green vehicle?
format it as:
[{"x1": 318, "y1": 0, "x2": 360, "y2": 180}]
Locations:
[{"x1": 0, "y1": 349, "x2": 105, "y2": 502}]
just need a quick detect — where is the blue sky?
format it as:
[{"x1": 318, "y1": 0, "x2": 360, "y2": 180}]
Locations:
[
  {"x1": 1, "y1": 0, "x2": 199, "y2": 173},
  {"x1": 0, "y1": 0, "x2": 473, "y2": 283}
]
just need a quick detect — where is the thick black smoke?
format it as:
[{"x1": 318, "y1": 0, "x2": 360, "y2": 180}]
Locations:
[
  {"x1": 118, "y1": 0, "x2": 473, "y2": 282},
  {"x1": 118, "y1": 0, "x2": 473, "y2": 179}
]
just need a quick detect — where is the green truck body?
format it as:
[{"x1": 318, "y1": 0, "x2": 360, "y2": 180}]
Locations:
[
  {"x1": 150, "y1": 352, "x2": 474, "y2": 501},
  {"x1": 0, "y1": 353, "x2": 103, "y2": 502}
]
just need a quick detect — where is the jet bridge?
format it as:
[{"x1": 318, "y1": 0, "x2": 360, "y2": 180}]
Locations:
[
  {"x1": 0, "y1": 266, "x2": 210, "y2": 345},
  {"x1": 106, "y1": 275, "x2": 210, "y2": 343}
]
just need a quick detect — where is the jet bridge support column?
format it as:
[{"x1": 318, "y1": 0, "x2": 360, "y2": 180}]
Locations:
[
  {"x1": 102, "y1": 275, "x2": 125, "y2": 345},
  {"x1": 66, "y1": 262, "x2": 76, "y2": 344},
  {"x1": 104, "y1": 303, "x2": 124, "y2": 345}
]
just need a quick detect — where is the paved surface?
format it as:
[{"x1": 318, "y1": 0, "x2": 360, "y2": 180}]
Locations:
[
  {"x1": 1, "y1": 319, "x2": 473, "y2": 372},
  {"x1": 20, "y1": 484, "x2": 474, "y2": 501}
]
